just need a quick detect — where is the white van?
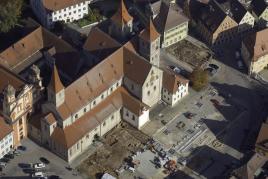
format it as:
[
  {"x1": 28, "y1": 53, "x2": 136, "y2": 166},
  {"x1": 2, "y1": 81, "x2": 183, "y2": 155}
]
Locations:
[{"x1": 32, "y1": 171, "x2": 44, "y2": 177}]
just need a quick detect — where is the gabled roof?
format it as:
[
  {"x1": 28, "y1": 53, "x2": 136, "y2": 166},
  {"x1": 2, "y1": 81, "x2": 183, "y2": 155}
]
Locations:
[
  {"x1": 57, "y1": 48, "x2": 124, "y2": 119},
  {"x1": 48, "y1": 64, "x2": 64, "y2": 93},
  {"x1": 0, "y1": 116, "x2": 12, "y2": 141},
  {"x1": 139, "y1": 19, "x2": 160, "y2": 42},
  {"x1": 162, "y1": 71, "x2": 189, "y2": 94},
  {"x1": 56, "y1": 45, "x2": 152, "y2": 121},
  {"x1": 228, "y1": 0, "x2": 248, "y2": 23},
  {"x1": 234, "y1": 153, "x2": 267, "y2": 179},
  {"x1": 123, "y1": 47, "x2": 152, "y2": 85},
  {"x1": 198, "y1": 0, "x2": 229, "y2": 33},
  {"x1": 42, "y1": 0, "x2": 87, "y2": 11},
  {"x1": 111, "y1": 0, "x2": 133, "y2": 26},
  {"x1": 51, "y1": 87, "x2": 148, "y2": 148},
  {"x1": 256, "y1": 122, "x2": 268, "y2": 151},
  {"x1": 0, "y1": 26, "x2": 80, "y2": 78},
  {"x1": 251, "y1": 0, "x2": 268, "y2": 17},
  {"x1": 243, "y1": 28, "x2": 268, "y2": 61},
  {"x1": 154, "y1": 1, "x2": 189, "y2": 33},
  {"x1": 0, "y1": 65, "x2": 26, "y2": 92},
  {"x1": 83, "y1": 27, "x2": 122, "y2": 60}
]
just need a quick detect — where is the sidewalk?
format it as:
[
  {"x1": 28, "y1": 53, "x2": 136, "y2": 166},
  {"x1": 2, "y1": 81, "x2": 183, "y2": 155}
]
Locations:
[{"x1": 70, "y1": 142, "x2": 103, "y2": 168}]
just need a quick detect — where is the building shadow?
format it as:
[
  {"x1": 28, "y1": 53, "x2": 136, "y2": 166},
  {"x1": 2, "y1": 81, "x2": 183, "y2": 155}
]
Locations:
[
  {"x1": 204, "y1": 82, "x2": 267, "y2": 151},
  {"x1": 0, "y1": 177, "x2": 31, "y2": 179},
  {"x1": 165, "y1": 170, "x2": 194, "y2": 179},
  {"x1": 186, "y1": 145, "x2": 239, "y2": 179}
]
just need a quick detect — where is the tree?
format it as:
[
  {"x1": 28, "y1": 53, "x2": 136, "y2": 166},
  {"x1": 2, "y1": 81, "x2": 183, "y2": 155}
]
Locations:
[
  {"x1": 189, "y1": 67, "x2": 208, "y2": 91},
  {"x1": 0, "y1": 0, "x2": 23, "y2": 33}
]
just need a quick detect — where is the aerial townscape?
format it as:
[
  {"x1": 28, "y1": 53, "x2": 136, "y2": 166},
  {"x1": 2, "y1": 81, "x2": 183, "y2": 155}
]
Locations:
[{"x1": 1, "y1": 0, "x2": 268, "y2": 178}]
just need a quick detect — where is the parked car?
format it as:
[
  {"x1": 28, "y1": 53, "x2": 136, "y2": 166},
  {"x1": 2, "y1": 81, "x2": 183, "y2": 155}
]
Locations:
[
  {"x1": 184, "y1": 112, "x2": 196, "y2": 119},
  {"x1": 49, "y1": 175, "x2": 60, "y2": 179},
  {"x1": 0, "y1": 162, "x2": 7, "y2": 168},
  {"x1": 17, "y1": 145, "x2": 26, "y2": 151},
  {"x1": 168, "y1": 65, "x2": 188, "y2": 76},
  {"x1": 205, "y1": 67, "x2": 217, "y2": 76},
  {"x1": 4, "y1": 153, "x2": 14, "y2": 159},
  {"x1": 209, "y1": 64, "x2": 219, "y2": 70},
  {"x1": 0, "y1": 157, "x2": 10, "y2": 163},
  {"x1": 210, "y1": 99, "x2": 220, "y2": 106},
  {"x1": 33, "y1": 163, "x2": 46, "y2": 169},
  {"x1": 32, "y1": 171, "x2": 45, "y2": 177},
  {"x1": 161, "y1": 120, "x2": 167, "y2": 125},
  {"x1": 40, "y1": 157, "x2": 50, "y2": 164}
]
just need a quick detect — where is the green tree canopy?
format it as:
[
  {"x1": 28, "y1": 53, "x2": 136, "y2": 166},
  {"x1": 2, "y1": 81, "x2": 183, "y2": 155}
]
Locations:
[
  {"x1": 189, "y1": 67, "x2": 208, "y2": 91},
  {"x1": 0, "y1": 0, "x2": 23, "y2": 33}
]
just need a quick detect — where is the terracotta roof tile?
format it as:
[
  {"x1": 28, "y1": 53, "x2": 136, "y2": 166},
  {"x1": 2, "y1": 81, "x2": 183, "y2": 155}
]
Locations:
[
  {"x1": 154, "y1": 1, "x2": 188, "y2": 33},
  {"x1": 0, "y1": 116, "x2": 12, "y2": 141},
  {"x1": 163, "y1": 71, "x2": 189, "y2": 93},
  {"x1": 0, "y1": 26, "x2": 80, "y2": 78},
  {"x1": 0, "y1": 65, "x2": 26, "y2": 92},
  {"x1": 243, "y1": 28, "x2": 268, "y2": 62},
  {"x1": 83, "y1": 27, "x2": 121, "y2": 60},
  {"x1": 51, "y1": 87, "x2": 147, "y2": 148},
  {"x1": 48, "y1": 64, "x2": 64, "y2": 93},
  {"x1": 256, "y1": 122, "x2": 268, "y2": 151},
  {"x1": 123, "y1": 47, "x2": 152, "y2": 85},
  {"x1": 57, "y1": 48, "x2": 124, "y2": 120},
  {"x1": 111, "y1": 0, "x2": 133, "y2": 26},
  {"x1": 139, "y1": 19, "x2": 160, "y2": 42},
  {"x1": 42, "y1": 0, "x2": 87, "y2": 11}
]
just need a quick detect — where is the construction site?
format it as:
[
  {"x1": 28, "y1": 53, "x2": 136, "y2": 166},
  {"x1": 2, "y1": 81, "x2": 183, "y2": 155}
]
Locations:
[
  {"x1": 77, "y1": 122, "x2": 150, "y2": 178},
  {"x1": 166, "y1": 39, "x2": 213, "y2": 68}
]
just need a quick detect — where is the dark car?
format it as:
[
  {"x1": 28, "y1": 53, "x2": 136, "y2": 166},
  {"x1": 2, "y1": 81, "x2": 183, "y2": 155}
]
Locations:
[
  {"x1": 40, "y1": 157, "x2": 50, "y2": 164},
  {"x1": 17, "y1": 145, "x2": 27, "y2": 151},
  {"x1": 49, "y1": 175, "x2": 61, "y2": 179},
  {"x1": 205, "y1": 67, "x2": 217, "y2": 76},
  {"x1": 184, "y1": 112, "x2": 196, "y2": 119},
  {"x1": 209, "y1": 64, "x2": 219, "y2": 70},
  {"x1": 0, "y1": 157, "x2": 10, "y2": 163},
  {"x1": 210, "y1": 99, "x2": 220, "y2": 106},
  {"x1": 4, "y1": 153, "x2": 14, "y2": 159}
]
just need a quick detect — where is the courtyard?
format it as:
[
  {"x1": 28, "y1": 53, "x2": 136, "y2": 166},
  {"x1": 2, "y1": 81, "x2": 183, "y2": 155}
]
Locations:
[{"x1": 165, "y1": 37, "x2": 213, "y2": 69}]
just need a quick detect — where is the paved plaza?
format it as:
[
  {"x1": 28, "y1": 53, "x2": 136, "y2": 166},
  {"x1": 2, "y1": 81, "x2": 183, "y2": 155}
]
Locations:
[{"x1": 1, "y1": 139, "x2": 82, "y2": 179}]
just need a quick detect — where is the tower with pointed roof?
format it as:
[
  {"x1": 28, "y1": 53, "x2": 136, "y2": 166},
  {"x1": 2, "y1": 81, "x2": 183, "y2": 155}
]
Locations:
[
  {"x1": 47, "y1": 64, "x2": 65, "y2": 107},
  {"x1": 3, "y1": 84, "x2": 16, "y2": 115},
  {"x1": 109, "y1": 0, "x2": 133, "y2": 41},
  {"x1": 138, "y1": 18, "x2": 161, "y2": 67}
]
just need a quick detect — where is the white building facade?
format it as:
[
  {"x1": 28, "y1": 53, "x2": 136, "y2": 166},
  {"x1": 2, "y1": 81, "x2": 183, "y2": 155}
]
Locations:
[
  {"x1": 30, "y1": 0, "x2": 91, "y2": 29},
  {"x1": 0, "y1": 132, "x2": 13, "y2": 159},
  {"x1": 162, "y1": 72, "x2": 189, "y2": 106}
]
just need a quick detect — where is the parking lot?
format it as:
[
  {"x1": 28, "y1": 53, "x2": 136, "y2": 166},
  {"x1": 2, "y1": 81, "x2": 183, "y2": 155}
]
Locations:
[
  {"x1": 0, "y1": 139, "x2": 82, "y2": 179},
  {"x1": 153, "y1": 86, "x2": 244, "y2": 156}
]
